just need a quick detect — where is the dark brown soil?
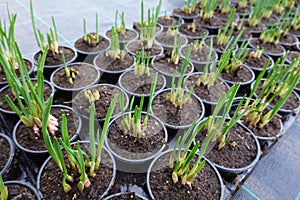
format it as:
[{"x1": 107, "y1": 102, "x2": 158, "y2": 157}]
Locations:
[
  {"x1": 214, "y1": 9, "x2": 240, "y2": 22},
  {"x1": 120, "y1": 69, "x2": 165, "y2": 95},
  {"x1": 179, "y1": 22, "x2": 208, "y2": 37},
  {"x1": 39, "y1": 144, "x2": 114, "y2": 199},
  {"x1": 245, "y1": 17, "x2": 278, "y2": 33},
  {"x1": 151, "y1": 90, "x2": 203, "y2": 127},
  {"x1": 106, "y1": 29, "x2": 138, "y2": 43},
  {"x1": 181, "y1": 45, "x2": 217, "y2": 62},
  {"x1": 132, "y1": 22, "x2": 162, "y2": 34},
  {"x1": 157, "y1": 15, "x2": 181, "y2": 27},
  {"x1": 235, "y1": 5, "x2": 251, "y2": 16},
  {"x1": 0, "y1": 135, "x2": 10, "y2": 171},
  {"x1": 186, "y1": 74, "x2": 229, "y2": 103},
  {"x1": 127, "y1": 40, "x2": 162, "y2": 57},
  {"x1": 195, "y1": 123, "x2": 258, "y2": 169},
  {"x1": 0, "y1": 80, "x2": 53, "y2": 112},
  {"x1": 35, "y1": 46, "x2": 75, "y2": 66},
  {"x1": 72, "y1": 85, "x2": 126, "y2": 119},
  {"x1": 286, "y1": 51, "x2": 299, "y2": 64},
  {"x1": 107, "y1": 114, "x2": 166, "y2": 160},
  {"x1": 155, "y1": 31, "x2": 186, "y2": 47},
  {"x1": 230, "y1": 105, "x2": 282, "y2": 138},
  {"x1": 6, "y1": 183, "x2": 37, "y2": 200},
  {"x1": 194, "y1": 15, "x2": 225, "y2": 28},
  {"x1": 74, "y1": 34, "x2": 110, "y2": 53},
  {"x1": 172, "y1": 8, "x2": 198, "y2": 18},
  {"x1": 250, "y1": 38, "x2": 284, "y2": 55},
  {"x1": 107, "y1": 192, "x2": 145, "y2": 200},
  {"x1": 152, "y1": 51, "x2": 193, "y2": 76},
  {"x1": 95, "y1": 52, "x2": 134, "y2": 72},
  {"x1": 0, "y1": 59, "x2": 32, "y2": 83},
  {"x1": 52, "y1": 63, "x2": 99, "y2": 89},
  {"x1": 15, "y1": 106, "x2": 79, "y2": 151},
  {"x1": 220, "y1": 64, "x2": 253, "y2": 83},
  {"x1": 232, "y1": 26, "x2": 252, "y2": 41},
  {"x1": 255, "y1": 81, "x2": 300, "y2": 111},
  {"x1": 243, "y1": 50, "x2": 272, "y2": 69},
  {"x1": 204, "y1": 36, "x2": 237, "y2": 54},
  {"x1": 279, "y1": 33, "x2": 298, "y2": 45},
  {"x1": 148, "y1": 151, "x2": 222, "y2": 199},
  {"x1": 289, "y1": 28, "x2": 300, "y2": 37}
]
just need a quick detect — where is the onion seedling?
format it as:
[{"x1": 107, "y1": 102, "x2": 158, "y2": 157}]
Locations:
[
  {"x1": 200, "y1": 0, "x2": 218, "y2": 20},
  {"x1": 166, "y1": 44, "x2": 193, "y2": 108},
  {"x1": 0, "y1": 175, "x2": 8, "y2": 200},
  {"x1": 291, "y1": 7, "x2": 300, "y2": 30},
  {"x1": 61, "y1": 52, "x2": 78, "y2": 85},
  {"x1": 219, "y1": 0, "x2": 233, "y2": 14},
  {"x1": 0, "y1": 44, "x2": 58, "y2": 136},
  {"x1": 248, "y1": 0, "x2": 272, "y2": 27},
  {"x1": 134, "y1": 48, "x2": 150, "y2": 77},
  {"x1": 84, "y1": 90, "x2": 100, "y2": 104},
  {"x1": 170, "y1": 35, "x2": 182, "y2": 65},
  {"x1": 119, "y1": 73, "x2": 158, "y2": 139},
  {"x1": 182, "y1": 0, "x2": 198, "y2": 14},
  {"x1": 217, "y1": 9, "x2": 237, "y2": 46},
  {"x1": 114, "y1": 10, "x2": 126, "y2": 34},
  {"x1": 83, "y1": 13, "x2": 99, "y2": 45},
  {"x1": 105, "y1": 26, "x2": 126, "y2": 61}
]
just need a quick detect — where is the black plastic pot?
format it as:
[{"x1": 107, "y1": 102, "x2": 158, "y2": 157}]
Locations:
[
  {"x1": 74, "y1": 34, "x2": 110, "y2": 64},
  {"x1": 126, "y1": 39, "x2": 163, "y2": 59},
  {"x1": 33, "y1": 46, "x2": 77, "y2": 80},
  {"x1": 37, "y1": 142, "x2": 116, "y2": 199},
  {"x1": 0, "y1": 133, "x2": 15, "y2": 178},
  {"x1": 103, "y1": 192, "x2": 148, "y2": 200},
  {"x1": 146, "y1": 149, "x2": 225, "y2": 200},
  {"x1": 204, "y1": 35, "x2": 239, "y2": 57},
  {"x1": 105, "y1": 28, "x2": 139, "y2": 47},
  {"x1": 154, "y1": 31, "x2": 188, "y2": 52},
  {"x1": 4, "y1": 180, "x2": 41, "y2": 200},
  {"x1": 194, "y1": 15, "x2": 224, "y2": 35},
  {"x1": 105, "y1": 112, "x2": 168, "y2": 173},
  {"x1": 278, "y1": 33, "x2": 299, "y2": 51},
  {"x1": 157, "y1": 15, "x2": 184, "y2": 30},
  {"x1": 172, "y1": 8, "x2": 199, "y2": 23}
]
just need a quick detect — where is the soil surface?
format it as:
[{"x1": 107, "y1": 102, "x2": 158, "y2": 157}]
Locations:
[
  {"x1": 39, "y1": 144, "x2": 114, "y2": 199},
  {"x1": 6, "y1": 183, "x2": 37, "y2": 200},
  {"x1": 148, "y1": 151, "x2": 222, "y2": 199},
  {"x1": 179, "y1": 22, "x2": 208, "y2": 37},
  {"x1": 74, "y1": 34, "x2": 110, "y2": 53},
  {"x1": 0, "y1": 80, "x2": 53, "y2": 112},
  {"x1": 235, "y1": 5, "x2": 251, "y2": 16},
  {"x1": 106, "y1": 29, "x2": 138, "y2": 43},
  {"x1": 220, "y1": 65, "x2": 253, "y2": 83},
  {"x1": 172, "y1": 7, "x2": 198, "y2": 18},
  {"x1": 72, "y1": 85, "x2": 126, "y2": 119},
  {"x1": 157, "y1": 15, "x2": 181, "y2": 27},
  {"x1": 204, "y1": 36, "x2": 237, "y2": 54},
  {"x1": 132, "y1": 22, "x2": 162, "y2": 34},
  {"x1": 195, "y1": 123, "x2": 258, "y2": 169},
  {"x1": 151, "y1": 90, "x2": 203, "y2": 127},
  {"x1": 15, "y1": 106, "x2": 79, "y2": 151},
  {"x1": 34, "y1": 46, "x2": 75, "y2": 66},
  {"x1": 286, "y1": 51, "x2": 299, "y2": 64},
  {"x1": 127, "y1": 40, "x2": 162, "y2": 57},
  {"x1": 52, "y1": 63, "x2": 99, "y2": 89},
  {"x1": 107, "y1": 192, "x2": 145, "y2": 200},
  {"x1": 95, "y1": 52, "x2": 134, "y2": 72},
  {"x1": 186, "y1": 74, "x2": 229, "y2": 103},
  {"x1": 107, "y1": 115, "x2": 166, "y2": 160},
  {"x1": 250, "y1": 38, "x2": 285, "y2": 55},
  {"x1": 289, "y1": 28, "x2": 300, "y2": 37},
  {"x1": 214, "y1": 9, "x2": 240, "y2": 22},
  {"x1": 181, "y1": 45, "x2": 217, "y2": 63},
  {"x1": 194, "y1": 15, "x2": 225, "y2": 28},
  {"x1": 155, "y1": 31, "x2": 186, "y2": 47},
  {"x1": 243, "y1": 50, "x2": 272, "y2": 70},
  {"x1": 279, "y1": 33, "x2": 298, "y2": 45},
  {"x1": 0, "y1": 59, "x2": 32, "y2": 83},
  {"x1": 120, "y1": 69, "x2": 165, "y2": 95},
  {"x1": 152, "y1": 51, "x2": 193, "y2": 76}
]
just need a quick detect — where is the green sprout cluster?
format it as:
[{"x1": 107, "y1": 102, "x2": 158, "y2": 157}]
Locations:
[
  {"x1": 114, "y1": 10, "x2": 126, "y2": 34},
  {"x1": 248, "y1": 0, "x2": 272, "y2": 27},
  {"x1": 84, "y1": 90, "x2": 100, "y2": 104},
  {"x1": 61, "y1": 52, "x2": 79, "y2": 85},
  {"x1": 106, "y1": 26, "x2": 126, "y2": 61},
  {"x1": 134, "y1": 48, "x2": 150, "y2": 77},
  {"x1": 170, "y1": 35, "x2": 182, "y2": 65},
  {"x1": 219, "y1": 0, "x2": 232, "y2": 14},
  {"x1": 217, "y1": 9, "x2": 237, "y2": 46},
  {"x1": 200, "y1": 0, "x2": 218, "y2": 20},
  {"x1": 0, "y1": 175, "x2": 8, "y2": 200},
  {"x1": 120, "y1": 73, "x2": 157, "y2": 139},
  {"x1": 139, "y1": 0, "x2": 162, "y2": 49},
  {"x1": 42, "y1": 95, "x2": 118, "y2": 193},
  {"x1": 182, "y1": 0, "x2": 197, "y2": 14},
  {"x1": 83, "y1": 13, "x2": 100, "y2": 45}
]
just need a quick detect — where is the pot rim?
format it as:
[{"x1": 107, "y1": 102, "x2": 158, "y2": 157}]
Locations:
[
  {"x1": 4, "y1": 180, "x2": 42, "y2": 200},
  {"x1": 73, "y1": 34, "x2": 111, "y2": 55},
  {"x1": 0, "y1": 133, "x2": 15, "y2": 175},
  {"x1": 126, "y1": 39, "x2": 164, "y2": 59}
]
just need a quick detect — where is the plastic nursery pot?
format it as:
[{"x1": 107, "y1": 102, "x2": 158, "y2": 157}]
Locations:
[
  {"x1": 248, "y1": 38, "x2": 286, "y2": 60},
  {"x1": 157, "y1": 15, "x2": 184, "y2": 30},
  {"x1": 234, "y1": 4, "x2": 253, "y2": 18},
  {"x1": 184, "y1": 72, "x2": 230, "y2": 116},
  {"x1": 150, "y1": 88, "x2": 205, "y2": 132},
  {"x1": 118, "y1": 68, "x2": 166, "y2": 106},
  {"x1": 105, "y1": 111, "x2": 168, "y2": 173},
  {"x1": 278, "y1": 33, "x2": 299, "y2": 51},
  {"x1": 33, "y1": 45, "x2": 77, "y2": 80},
  {"x1": 285, "y1": 51, "x2": 300, "y2": 65},
  {"x1": 172, "y1": 8, "x2": 199, "y2": 23},
  {"x1": 194, "y1": 15, "x2": 225, "y2": 35},
  {"x1": 0, "y1": 133, "x2": 15, "y2": 178},
  {"x1": 103, "y1": 192, "x2": 148, "y2": 200},
  {"x1": 72, "y1": 83, "x2": 129, "y2": 122},
  {"x1": 180, "y1": 44, "x2": 218, "y2": 72},
  {"x1": 241, "y1": 48, "x2": 275, "y2": 74},
  {"x1": 0, "y1": 58, "x2": 34, "y2": 89},
  {"x1": 12, "y1": 105, "x2": 82, "y2": 165},
  {"x1": 193, "y1": 117, "x2": 261, "y2": 179},
  {"x1": 126, "y1": 39, "x2": 164, "y2": 59},
  {"x1": 93, "y1": 51, "x2": 135, "y2": 85},
  {"x1": 0, "y1": 79, "x2": 55, "y2": 126},
  {"x1": 50, "y1": 62, "x2": 101, "y2": 98},
  {"x1": 37, "y1": 142, "x2": 116, "y2": 199},
  {"x1": 73, "y1": 34, "x2": 110, "y2": 64},
  {"x1": 251, "y1": 79, "x2": 300, "y2": 120},
  {"x1": 154, "y1": 31, "x2": 188, "y2": 52},
  {"x1": 178, "y1": 23, "x2": 209, "y2": 44},
  {"x1": 230, "y1": 97, "x2": 284, "y2": 146},
  {"x1": 146, "y1": 149, "x2": 225, "y2": 200},
  {"x1": 204, "y1": 35, "x2": 239, "y2": 57},
  {"x1": 151, "y1": 54, "x2": 194, "y2": 88},
  {"x1": 4, "y1": 180, "x2": 41, "y2": 200},
  {"x1": 105, "y1": 28, "x2": 139, "y2": 47},
  {"x1": 132, "y1": 23, "x2": 163, "y2": 37}
]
